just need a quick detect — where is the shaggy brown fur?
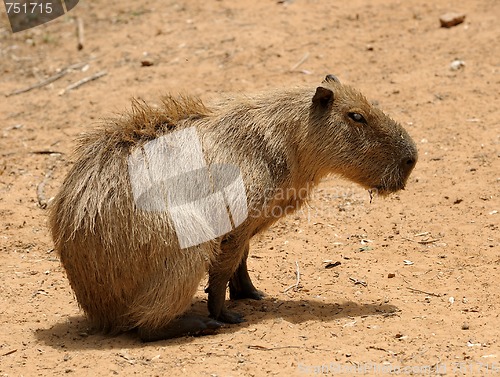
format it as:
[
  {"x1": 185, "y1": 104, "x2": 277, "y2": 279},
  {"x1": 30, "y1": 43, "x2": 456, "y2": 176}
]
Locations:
[{"x1": 49, "y1": 76, "x2": 417, "y2": 341}]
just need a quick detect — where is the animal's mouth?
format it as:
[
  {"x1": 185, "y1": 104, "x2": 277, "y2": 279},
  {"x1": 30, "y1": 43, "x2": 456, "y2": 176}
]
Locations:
[
  {"x1": 366, "y1": 146, "x2": 417, "y2": 198},
  {"x1": 369, "y1": 182, "x2": 406, "y2": 198}
]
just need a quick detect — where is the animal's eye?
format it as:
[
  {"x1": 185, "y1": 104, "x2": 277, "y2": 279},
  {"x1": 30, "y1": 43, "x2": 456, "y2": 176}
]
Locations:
[{"x1": 348, "y1": 112, "x2": 367, "y2": 124}]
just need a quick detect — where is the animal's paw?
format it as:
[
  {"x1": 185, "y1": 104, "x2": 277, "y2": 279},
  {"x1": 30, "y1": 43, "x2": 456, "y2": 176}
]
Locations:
[{"x1": 214, "y1": 308, "x2": 245, "y2": 324}]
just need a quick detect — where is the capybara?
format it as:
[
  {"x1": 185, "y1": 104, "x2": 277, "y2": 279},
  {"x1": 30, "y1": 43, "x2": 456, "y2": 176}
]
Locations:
[{"x1": 49, "y1": 75, "x2": 417, "y2": 341}]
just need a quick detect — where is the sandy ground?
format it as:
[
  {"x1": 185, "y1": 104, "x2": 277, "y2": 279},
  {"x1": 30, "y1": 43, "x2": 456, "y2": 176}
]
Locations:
[{"x1": 0, "y1": 0, "x2": 499, "y2": 376}]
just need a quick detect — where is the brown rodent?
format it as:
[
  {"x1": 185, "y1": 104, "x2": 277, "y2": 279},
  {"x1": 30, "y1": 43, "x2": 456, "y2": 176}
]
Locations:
[{"x1": 49, "y1": 75, "x2": 417, "y2": 341}]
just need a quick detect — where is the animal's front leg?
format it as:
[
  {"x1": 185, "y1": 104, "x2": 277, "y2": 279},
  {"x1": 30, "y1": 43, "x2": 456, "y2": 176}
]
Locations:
[
  {"x1": 206, "y1": 236, "x2": 248, "y2": 323},
  {"x1": 229, "y1": 242, "x2": 265, "y2": 300}
]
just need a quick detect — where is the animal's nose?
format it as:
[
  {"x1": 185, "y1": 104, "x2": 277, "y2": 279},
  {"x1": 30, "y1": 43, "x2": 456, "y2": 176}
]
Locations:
[{"x1": 401, "y1": 155, "x2": 417, "y2": 178}]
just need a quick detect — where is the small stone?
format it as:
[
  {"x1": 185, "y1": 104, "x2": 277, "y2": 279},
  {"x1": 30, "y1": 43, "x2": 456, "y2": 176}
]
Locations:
[
  {"x1": 387, "y1": 273, "x2": 396, "y2": 278},
  {"x1": 440, "y1": 12, "x2": 466, "y2": 28},
  {"x1": 462, "y1": 323, "x2": 470, "y2": 330},
  {"x1": 450, "y1": 59, "x2": 465, "y2": 71}
]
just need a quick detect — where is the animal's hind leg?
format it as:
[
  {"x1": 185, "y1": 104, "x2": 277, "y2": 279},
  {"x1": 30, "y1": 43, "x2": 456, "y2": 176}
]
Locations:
[
  {"x1": 131, "y1": 244, "x2": 219, "y2": 341},
  {"x1": 229, "y1": 243, "x2": 265, "y2": 300}
]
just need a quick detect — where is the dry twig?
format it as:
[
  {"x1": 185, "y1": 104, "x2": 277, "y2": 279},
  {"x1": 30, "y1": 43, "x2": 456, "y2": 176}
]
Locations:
[
  {"x1": 1, "y1": 349, "x2": 17, "y2": 356},
  {"x1": 37, "y1": 164, "x2": 57, "y2": 209},
  {"x1": 77, "y1": 17, "x2": 84, "y2": 50},
  {"x1": 290, "y1": 52, "x2": 309, "y2": 71},
  {"x1": 407, "y1": 287, "x2": 441, "y2": 297},
  {"x1": 283, "y1": 261, "x2": 300, "y2": 292},
  {"x1": 349, "y1": 276, "x2": 367, "y2": 287},
  {"x1": 402, "y1": 232, "x2": 443, "y2": 244},
  {"x1": 417, "y1": 238, "x2": 442, "y2": 245},
  {"x1": 6, "y1": 61, "x2": 88, "y2": 97},
  {"x1": 248, "y1": 344, "x2": 330, "y2": 352},
  {"x1": 32, "y1": 150, "x2": 63, "y2": 155},
  {"x1": 60, "y1": 70, "x2": 107, "y2": 95},
  {"x1": 368, "y1": 345, "x2": 397, "y2": 355}
]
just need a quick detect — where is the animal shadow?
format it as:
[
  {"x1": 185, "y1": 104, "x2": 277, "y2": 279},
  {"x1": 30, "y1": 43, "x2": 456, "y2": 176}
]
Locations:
[{"x1": 35, "y1": 298, "x2": 398, "y2": 350}]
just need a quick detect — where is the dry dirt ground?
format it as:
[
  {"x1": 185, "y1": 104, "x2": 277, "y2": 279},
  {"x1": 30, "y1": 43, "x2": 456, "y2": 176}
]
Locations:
[{"x1": 1, "y1": 0, "x2": 499, "y2": 376}]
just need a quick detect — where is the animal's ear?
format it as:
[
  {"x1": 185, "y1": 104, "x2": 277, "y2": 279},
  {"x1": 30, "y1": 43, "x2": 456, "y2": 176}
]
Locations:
[
  {"x1": 312, "y1": 86, "x2": 334, "y2": 109},
  {"x1": 323, "y1": 74, "x2": 340, "y2": 84}
]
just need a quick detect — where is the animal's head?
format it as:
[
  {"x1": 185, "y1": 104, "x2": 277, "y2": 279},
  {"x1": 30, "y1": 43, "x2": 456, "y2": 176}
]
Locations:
[{"x1": 309, "y1": 74, "x2": 417, "y2": 195}]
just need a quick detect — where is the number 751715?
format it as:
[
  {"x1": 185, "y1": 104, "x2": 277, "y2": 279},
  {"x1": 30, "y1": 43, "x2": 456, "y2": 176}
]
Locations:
[{"x1": 5, "y1": 2, "x2": 53, "y2": 14}]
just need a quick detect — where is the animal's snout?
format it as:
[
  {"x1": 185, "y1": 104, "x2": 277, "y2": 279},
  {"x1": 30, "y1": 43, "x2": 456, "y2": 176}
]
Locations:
[{"x1": 400, "y1": 155, "x2": 417, "y2": 179}]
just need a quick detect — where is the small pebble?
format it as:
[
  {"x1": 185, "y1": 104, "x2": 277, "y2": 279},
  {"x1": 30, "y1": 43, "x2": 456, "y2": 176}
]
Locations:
[
  {"x1": 387, "y1": 273, "x2": 396, "y2": 278},
  {"x1": 462, "y1": 323, "x2": 470, "y2": 330},
  {"x1": 439, "y1": 12, "x2": 466, "y2": 28},
  {"x1": 450, "y1": 59, "x2": 465, "y2": 71}
]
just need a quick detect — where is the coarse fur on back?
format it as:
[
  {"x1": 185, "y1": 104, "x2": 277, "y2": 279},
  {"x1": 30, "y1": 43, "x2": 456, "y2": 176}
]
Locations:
[
  {"x1": 84, "y1": 95, "x2": 211, "y2": 148},
  {"x1": 50, "y1": 76, "x2": 417, "y2": 340}
]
